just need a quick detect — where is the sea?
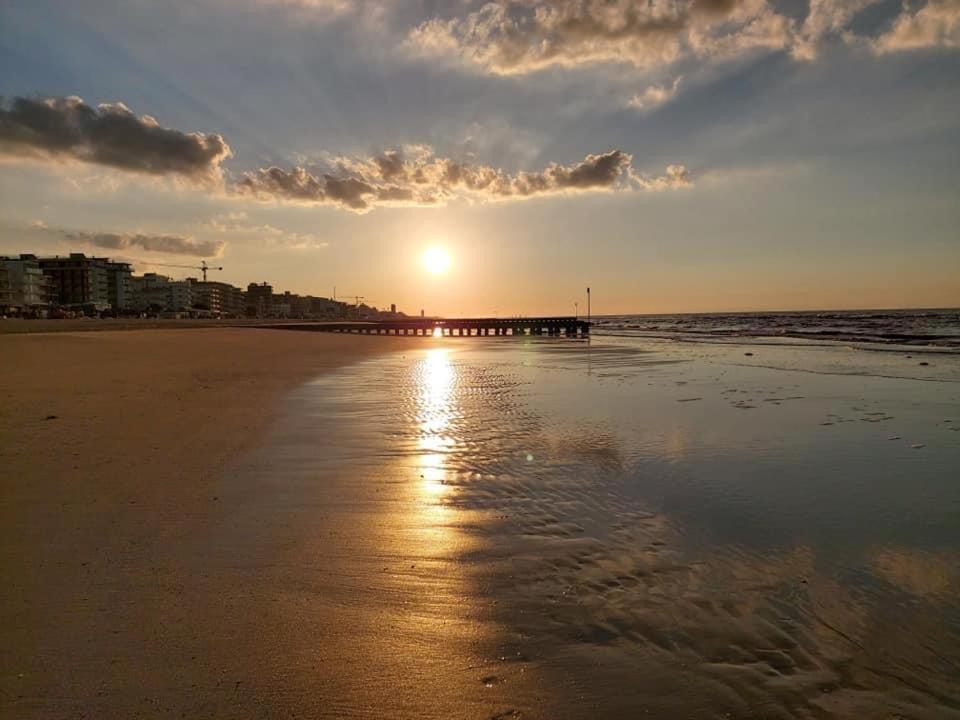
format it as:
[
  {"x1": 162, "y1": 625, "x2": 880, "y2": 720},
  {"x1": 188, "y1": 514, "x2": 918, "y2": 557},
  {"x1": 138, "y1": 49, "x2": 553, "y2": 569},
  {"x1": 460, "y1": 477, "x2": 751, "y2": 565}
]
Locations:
[{"x1": 591, "y1": 307, "x2": 960, "y2": 350}]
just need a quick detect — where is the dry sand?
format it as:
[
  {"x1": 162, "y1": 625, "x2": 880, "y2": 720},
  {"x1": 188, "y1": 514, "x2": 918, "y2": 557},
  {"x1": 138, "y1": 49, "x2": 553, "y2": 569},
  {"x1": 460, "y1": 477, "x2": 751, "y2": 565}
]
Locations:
[{"x1": 0, "y1": 328, "x2": 435, "y2": 718}]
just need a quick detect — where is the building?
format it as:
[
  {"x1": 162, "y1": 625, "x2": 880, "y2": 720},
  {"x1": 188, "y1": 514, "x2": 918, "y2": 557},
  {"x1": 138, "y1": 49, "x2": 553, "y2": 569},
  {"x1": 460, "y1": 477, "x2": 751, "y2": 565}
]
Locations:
[
  {"x1": 39, "y1": 253, "x2": 110, "y2": 309},
  {"x1": 245, "y1": 282, "x2": 273, "y2": 318},
  {"x1": 2, "y1": 255, "x2": 52, "y2": 311},
  {"x1": 105, "y1": 261, "x2": 133, "y2": 311},
  {"x1": 190, "y1": 280, "x2": 244, "y2": 317},
  {"x1": 35, "y1": 254, "x2": 129, "y2": 312},
  {"x1": 0, "y1": 262, "x2": 13, "y2": 313},
  {"x1": 130, "y1": 273, "x2": 194, "y2": 312}
]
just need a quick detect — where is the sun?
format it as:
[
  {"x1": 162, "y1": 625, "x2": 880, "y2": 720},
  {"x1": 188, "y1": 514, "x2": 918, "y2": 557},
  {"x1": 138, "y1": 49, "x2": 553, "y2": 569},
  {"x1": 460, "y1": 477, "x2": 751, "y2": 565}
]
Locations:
[{"x1": 422, "y1": 246, "x2": 452, "y2": 276}]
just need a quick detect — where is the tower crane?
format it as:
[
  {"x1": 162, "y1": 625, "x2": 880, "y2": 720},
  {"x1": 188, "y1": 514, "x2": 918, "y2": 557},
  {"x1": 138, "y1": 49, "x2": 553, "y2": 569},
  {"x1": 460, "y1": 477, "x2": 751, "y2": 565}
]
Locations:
[
  {"x1": 341, "y1": 294, "x2": 365, "y2": 318},
  {"x1": 144, "y1": 260, "x2": 223, "y2": 282}
]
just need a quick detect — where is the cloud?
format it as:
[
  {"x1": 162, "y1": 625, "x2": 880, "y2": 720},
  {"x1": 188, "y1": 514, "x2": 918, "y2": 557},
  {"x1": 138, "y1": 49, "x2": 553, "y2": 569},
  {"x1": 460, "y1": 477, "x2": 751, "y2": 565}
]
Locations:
[
  {"x1": 874, "y1": 0, "x2": 960, "y2": 53},
  {"x1": 1, "y1": 94, "x2": 694, "y2": 214},
  {"x1": 0, "y1": 96, "x2": 231, "y2": 182},
  {"x1": 405, "y1": 0, "x2": 793, "y2": 76},
  {"x1": 63, "y1": 231, "x2": 225, "y2": 257},
  {"x1": 792, "y1": 0, "x2": 881, "y2": 60},
  {"x1": 236, "y1": 147, "x2": 690, "y2": 212},
  {"x1": 202, "y1": 211, "x2": 329, "y2": 249},
  {"x1": 406, "y1": 1, "x2": 960, "y2": 77},
  {"x1": 628, "y1": 76, "x2": 683, "y2": 112},
  {"x1": 630, "y1": 163, "x2": 694, "y2": 190}
]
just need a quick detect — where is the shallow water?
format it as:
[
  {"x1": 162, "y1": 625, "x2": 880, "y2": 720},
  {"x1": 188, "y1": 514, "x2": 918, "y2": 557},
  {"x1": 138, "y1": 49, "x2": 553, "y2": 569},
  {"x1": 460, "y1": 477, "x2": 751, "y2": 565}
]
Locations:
[
  {"x1": 249, "y1": 336, "x2": 960, "y2": 718},
  {"x1": 593, "y1": 308, "x2": 960, "y2": 349}
]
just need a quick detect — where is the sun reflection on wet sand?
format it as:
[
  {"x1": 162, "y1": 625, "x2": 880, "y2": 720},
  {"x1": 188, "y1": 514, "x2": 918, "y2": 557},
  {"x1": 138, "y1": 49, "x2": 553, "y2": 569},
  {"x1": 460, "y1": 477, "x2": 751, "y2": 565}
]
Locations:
[{"x1": 414, "y1": 349, "x2": 457, "y2": 499}]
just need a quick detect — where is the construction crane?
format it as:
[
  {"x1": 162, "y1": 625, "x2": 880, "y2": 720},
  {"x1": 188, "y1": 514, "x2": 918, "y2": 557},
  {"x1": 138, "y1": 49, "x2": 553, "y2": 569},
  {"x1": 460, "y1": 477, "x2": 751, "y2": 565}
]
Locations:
[
  {"x1": 334, "y1": 292, "x2": 367, "y2": 319},
  {"x1": 144, "y1": 260, "x2": 223, "y2": 282}
]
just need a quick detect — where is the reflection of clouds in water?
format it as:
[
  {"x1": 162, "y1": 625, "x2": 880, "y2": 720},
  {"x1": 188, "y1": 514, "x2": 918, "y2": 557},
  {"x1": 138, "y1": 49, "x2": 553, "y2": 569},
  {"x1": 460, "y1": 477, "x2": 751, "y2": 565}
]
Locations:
[
  {"x1": 662, "y1": 425, "x2": 689, "y2": 461},
  {"x1": 507, "y1": 517, "x2": 955, "y2": 716},
  {"x1": 873, "y1": 547, "x2": 958, "y2": 599},
  {"x1": 467, "y1": 422, "x2": 959, "y2": 718}
]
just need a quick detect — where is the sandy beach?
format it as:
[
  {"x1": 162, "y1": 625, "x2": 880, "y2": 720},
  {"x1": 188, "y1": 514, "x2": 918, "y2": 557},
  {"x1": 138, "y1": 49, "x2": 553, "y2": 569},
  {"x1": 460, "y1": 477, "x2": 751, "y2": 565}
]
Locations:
[{"x1": 0, "y1": 328, "x2": 427, "y2": 718}]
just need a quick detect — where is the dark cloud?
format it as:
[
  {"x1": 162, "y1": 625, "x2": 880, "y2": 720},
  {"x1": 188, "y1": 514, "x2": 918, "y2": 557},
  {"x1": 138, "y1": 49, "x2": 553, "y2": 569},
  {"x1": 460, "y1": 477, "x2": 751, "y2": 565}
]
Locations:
[
  {"x1": 237, "y1": 147, "x2": 689, "y2": 212},
  {"x1": 64, "y1": 230, "x2": 224, "y2": 257},
  {"x1": 0, "y1": 96, "x2": 231, "y2": 181},
  {"x1": 0, "y1": 95, "x2": 692, "y2": 214}
]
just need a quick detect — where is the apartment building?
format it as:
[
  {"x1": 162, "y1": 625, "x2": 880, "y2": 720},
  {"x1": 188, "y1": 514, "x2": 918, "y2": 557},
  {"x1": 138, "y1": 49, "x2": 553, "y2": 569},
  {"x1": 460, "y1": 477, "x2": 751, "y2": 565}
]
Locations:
[
  {"x1": 130, "y1": 273, "x2": 194, "y2": 312},
  {"x1": 2, "y1": 255, "x2": 52, "y2": 310},
  {"x1": 190, "y1": 280, "x2": 244, "y2": 317},
  {"x1": 39, "y1": 253, "x2": 110, "y2": 309}
]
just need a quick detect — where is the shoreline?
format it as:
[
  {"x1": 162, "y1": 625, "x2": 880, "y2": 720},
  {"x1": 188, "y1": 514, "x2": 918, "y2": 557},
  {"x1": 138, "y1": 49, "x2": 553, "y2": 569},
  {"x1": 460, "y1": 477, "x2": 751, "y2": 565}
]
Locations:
[{"x1": 0, "y1": 328, "x2": 419, "y2": 718}]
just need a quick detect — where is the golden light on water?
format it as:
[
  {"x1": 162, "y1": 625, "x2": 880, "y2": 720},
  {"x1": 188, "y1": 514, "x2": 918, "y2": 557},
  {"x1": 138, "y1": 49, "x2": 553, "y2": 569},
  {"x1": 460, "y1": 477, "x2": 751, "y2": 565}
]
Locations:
[
  {"x1": 422, "y1": 246, "x2": 452, "y2": 276},
  {"x1": 432, "y1": 326, "x2": 443, "y2": 338},
  {"x1": 415, "y1": 349, "x2": 456, "y2": 498}
]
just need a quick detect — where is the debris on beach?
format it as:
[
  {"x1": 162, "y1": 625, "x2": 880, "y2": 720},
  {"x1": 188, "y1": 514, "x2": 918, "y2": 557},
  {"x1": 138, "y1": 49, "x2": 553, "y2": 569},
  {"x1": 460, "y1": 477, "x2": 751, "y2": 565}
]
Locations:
[{"x1": 481, "y1": 675, "x2": 503, "y2": 687}]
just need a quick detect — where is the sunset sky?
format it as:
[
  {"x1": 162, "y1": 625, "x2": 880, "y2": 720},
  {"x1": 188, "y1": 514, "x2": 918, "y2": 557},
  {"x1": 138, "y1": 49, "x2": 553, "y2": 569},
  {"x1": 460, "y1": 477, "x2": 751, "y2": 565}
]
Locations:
[{"x1": 1, "y1": 0, "x2": 958, "y2": 315}]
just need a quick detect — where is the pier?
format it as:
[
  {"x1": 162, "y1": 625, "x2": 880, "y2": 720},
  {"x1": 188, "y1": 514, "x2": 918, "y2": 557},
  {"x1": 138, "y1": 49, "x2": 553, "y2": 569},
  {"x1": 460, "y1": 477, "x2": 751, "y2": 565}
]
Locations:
[{"x1": 261, "y1": 317, "x2": 590, "y2": 337}]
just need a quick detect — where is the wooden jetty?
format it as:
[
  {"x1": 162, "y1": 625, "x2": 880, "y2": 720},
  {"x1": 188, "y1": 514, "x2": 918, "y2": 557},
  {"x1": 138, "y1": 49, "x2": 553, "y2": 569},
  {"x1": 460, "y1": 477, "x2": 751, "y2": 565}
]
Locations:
[{"x1": 261, "y1": 317, "x2": 590, "y2": 337}]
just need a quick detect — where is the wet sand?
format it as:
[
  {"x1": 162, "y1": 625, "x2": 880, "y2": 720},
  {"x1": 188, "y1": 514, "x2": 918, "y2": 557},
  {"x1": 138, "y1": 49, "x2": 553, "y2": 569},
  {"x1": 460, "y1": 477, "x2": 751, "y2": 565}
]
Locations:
[
  {"x1": 0, "y1": 329, "x2": 432, "y2": 718},
  {"x1": 225, "y1": 339, "x2": 960, "y2": 719}
]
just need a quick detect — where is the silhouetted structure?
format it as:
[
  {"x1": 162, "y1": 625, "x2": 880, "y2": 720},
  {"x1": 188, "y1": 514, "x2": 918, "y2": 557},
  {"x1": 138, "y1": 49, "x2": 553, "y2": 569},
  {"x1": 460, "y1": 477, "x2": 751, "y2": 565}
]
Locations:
[
  {"x1": 264, "y1": 317, "x2": 590, "y2": 338},
  {"x1": 245, "y1": 282, "x2": 273, "y2": 318}
]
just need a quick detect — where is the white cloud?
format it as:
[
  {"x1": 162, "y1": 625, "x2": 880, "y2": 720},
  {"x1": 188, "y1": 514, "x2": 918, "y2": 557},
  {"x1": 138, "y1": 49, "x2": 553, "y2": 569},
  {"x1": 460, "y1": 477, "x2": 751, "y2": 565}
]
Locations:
[
  {"x1": 628, "y1": 76, "x2": 684, "y2": 112},
  {"x1": 874, "y1": 0, "x2": 960, "y2": 54},
  {"x1": 405, "y1": 0, "x2": 793, "y2": 76},
  {"x1": 405, "y1": 0, "x2": 960, "y2": 80},
  {"x1": 792, "y1": 0, "x2": 882, "y2": 60}
]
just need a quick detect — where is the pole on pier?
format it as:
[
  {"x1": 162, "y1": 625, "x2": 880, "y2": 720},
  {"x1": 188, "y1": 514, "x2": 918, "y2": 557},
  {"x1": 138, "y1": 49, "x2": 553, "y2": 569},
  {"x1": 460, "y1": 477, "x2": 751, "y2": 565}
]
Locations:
[{"x1": 587, "y1": 287, "x2": 591, "y2": 324}]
